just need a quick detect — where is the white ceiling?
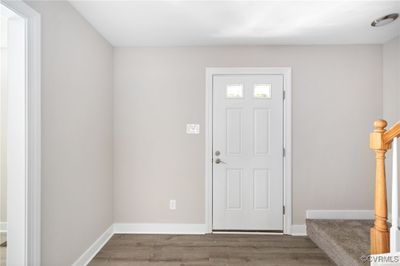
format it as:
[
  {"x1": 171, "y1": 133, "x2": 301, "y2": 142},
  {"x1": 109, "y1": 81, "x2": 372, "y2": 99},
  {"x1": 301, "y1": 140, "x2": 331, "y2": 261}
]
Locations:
[{"x1": 69, "y1": 0, "x2": 400, "y2": 47}]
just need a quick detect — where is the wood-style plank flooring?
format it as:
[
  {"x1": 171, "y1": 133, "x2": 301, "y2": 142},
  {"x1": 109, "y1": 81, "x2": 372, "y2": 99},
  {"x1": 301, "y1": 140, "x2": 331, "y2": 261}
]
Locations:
[{"x1": 89, "y1": 234, "x2": 334, "y2": 266}]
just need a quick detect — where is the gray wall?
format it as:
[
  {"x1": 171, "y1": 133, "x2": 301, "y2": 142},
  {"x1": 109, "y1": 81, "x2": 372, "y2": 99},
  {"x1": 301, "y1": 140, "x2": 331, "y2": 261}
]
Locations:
[
  {"x1": 25, "y1": 1, "x2": 113, "y2": 265},
  {"x1": 383, "y1": 36, "x2": 400, "y2": 126},
  {"x1": 17, "y1": 1, "x2": 391, "y2": 262},
  {"x1": 113, "y1": 46, "x2": 382, "y2": 225},
  {"x1": 383, "y1": 36, "x2": 400, "y2": 211}
]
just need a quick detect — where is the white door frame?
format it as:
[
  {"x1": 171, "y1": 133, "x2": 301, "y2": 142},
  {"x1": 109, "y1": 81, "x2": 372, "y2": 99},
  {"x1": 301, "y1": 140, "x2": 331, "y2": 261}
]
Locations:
[
  {"x1": 1, "y1": 0, "x2": 41, "y2": 265},
  {"x1": 205, "y1": 67, "x2": 292, "y2": 234}
]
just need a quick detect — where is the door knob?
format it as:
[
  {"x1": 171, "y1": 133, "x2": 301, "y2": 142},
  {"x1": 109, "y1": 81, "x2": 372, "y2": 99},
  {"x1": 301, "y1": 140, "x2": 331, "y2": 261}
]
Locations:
[{"x1": 215, "y1": 158, "x2": 226, "y2": 164}]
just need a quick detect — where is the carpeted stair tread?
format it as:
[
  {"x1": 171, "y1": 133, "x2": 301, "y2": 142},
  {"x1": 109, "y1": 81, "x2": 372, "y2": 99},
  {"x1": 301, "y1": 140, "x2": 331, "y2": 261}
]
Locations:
[{"x1": 306, "y1": 219, "x2": 373, "y2": 266}]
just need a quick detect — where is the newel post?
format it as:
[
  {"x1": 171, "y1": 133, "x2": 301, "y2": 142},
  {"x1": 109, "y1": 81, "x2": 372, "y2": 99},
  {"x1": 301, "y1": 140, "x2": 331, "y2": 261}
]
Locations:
[{"x1": 370, "y1": 119, "x2": 390, "y2": 254}]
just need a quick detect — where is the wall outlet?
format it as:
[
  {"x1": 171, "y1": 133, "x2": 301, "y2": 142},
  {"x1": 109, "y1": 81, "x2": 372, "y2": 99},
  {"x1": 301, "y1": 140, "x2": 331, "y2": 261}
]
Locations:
[
  {"x1": 186, "y1": 124, "x2": 200, "y2": 134},
  {"x1": 169, "y1": 200, "x2": 176, "y2": 210}
]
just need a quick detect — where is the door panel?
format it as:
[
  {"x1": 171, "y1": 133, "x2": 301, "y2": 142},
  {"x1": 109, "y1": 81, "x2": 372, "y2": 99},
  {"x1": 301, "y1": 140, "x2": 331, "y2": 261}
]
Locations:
[
  {"x1": 212, "y1": 74, "x2": 284, "y2": 231},
  {"x1": 253, "y1": 169, "x2": 270, "y2": 210},
  {"x1": 254, "y1": 109, "x2": 270, "y2": 155},
  {"x1": 226, "y1": 169, "x2": 242, "y2": 209},
  {"x1": 226, "y1": 109, "x2": 242, "y2": 155}
]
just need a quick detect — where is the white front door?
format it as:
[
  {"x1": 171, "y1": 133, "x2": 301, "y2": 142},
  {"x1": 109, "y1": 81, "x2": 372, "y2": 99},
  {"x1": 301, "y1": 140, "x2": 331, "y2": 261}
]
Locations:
[{"x1": 212, "y1": 74, "x2": 284, "y2": 231}]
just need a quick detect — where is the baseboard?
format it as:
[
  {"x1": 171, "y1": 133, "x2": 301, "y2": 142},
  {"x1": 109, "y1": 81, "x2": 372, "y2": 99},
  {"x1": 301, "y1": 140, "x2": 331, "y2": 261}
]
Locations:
[
  {"x1": 0, "y1": 222, "x2": 7, "y2": 232},
  {"x1": 72, "y1": 225, "x2": 113, "y2": 266},
  {"x1": 291, "y1": 224, "x2": 307, "y2": 236},
  {"x1": 306, "y1": 210, "x2": 374, "y2": 220},
  {"x1": 113, "y1": 223, "x2": 208, "y2": 234}
]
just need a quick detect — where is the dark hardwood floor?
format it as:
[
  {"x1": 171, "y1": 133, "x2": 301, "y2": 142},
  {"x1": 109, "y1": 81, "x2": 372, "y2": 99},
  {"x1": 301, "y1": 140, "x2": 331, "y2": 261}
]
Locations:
[{"x1": 89, "y1": 234, "x2": 334, "y2": 266}]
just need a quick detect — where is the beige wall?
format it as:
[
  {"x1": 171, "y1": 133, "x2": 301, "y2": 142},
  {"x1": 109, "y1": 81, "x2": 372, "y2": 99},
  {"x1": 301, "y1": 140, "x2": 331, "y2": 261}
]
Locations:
[
  {"x1": 383, "y1": 36, "x2": 400, "y2": 126},
  {"x1": 113, "y1": 46, "x2": 382, "y2": 225},
  {"x1": 383, "y1": 36, "x2": 400, "y2": 211},
  {"x1": 25, "y1": 1, "x2": 113, "y2": 266},
  {"x1": 13, "y1": 0, "x2": 390, "y2": 262}
]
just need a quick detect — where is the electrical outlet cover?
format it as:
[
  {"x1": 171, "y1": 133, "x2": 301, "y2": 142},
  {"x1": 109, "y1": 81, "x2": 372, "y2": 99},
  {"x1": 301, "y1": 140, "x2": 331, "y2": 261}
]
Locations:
[{"x1": 186, "y1": 124, "x2": 200, "y2": 134}]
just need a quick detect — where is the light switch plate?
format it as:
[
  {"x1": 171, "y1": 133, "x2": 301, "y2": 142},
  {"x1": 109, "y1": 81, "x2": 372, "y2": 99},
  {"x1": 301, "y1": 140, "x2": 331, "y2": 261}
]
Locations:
[
  {"x1": 169, "y1": 200, "x2": 176, "y2": 210},
  {"x1": 186, "y1": 124, "x2": 200, "y2": 134}
]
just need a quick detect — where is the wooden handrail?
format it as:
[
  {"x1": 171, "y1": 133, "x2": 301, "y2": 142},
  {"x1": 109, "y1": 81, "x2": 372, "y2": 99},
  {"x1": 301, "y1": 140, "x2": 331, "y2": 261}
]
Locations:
[
  {"x1": 384, "y1": 122, "x2": 400, "y2": 144},
  {"x1": 370, "y1": 119, "x2": 399, "y2": 254}
]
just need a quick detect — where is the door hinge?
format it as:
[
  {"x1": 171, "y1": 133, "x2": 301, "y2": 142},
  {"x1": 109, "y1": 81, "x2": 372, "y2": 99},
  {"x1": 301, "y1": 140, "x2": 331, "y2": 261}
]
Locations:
[
  {"x1": 283, "y1": 148, "x2": 286, "y2": 157},
  {"x1": 283, "y1": 206, "x2": 286, "y2": 215},
  {"x1": 283, "y1": 90, "x2": 286, "y2": 100}
]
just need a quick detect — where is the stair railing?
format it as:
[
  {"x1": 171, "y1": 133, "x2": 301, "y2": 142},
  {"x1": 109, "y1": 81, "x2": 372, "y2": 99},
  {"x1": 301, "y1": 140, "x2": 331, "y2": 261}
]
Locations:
[
  {"x1": 370, "y1": 120, "x2": 400, "y2": 254},
  {"x1": 390, "y1": 136, "x2": 399, "y2": 253}
]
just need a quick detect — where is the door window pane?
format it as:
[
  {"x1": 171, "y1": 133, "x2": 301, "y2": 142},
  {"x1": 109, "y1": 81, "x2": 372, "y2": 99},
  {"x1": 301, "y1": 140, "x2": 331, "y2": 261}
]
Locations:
[
  {"x1": 254, "y1": 84, "x2": 272, "y2": 99},
  {"x1": 226, "y1": 84, "x2": 243, "y2": 98}
]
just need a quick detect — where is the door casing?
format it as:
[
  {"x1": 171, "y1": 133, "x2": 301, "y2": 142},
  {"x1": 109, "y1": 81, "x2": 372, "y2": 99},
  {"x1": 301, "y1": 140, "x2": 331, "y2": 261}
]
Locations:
[
  {"x1": 205, "y1": 67, "x2": 292, "y2": 234},
  {"x1": 1, "y1": 0, "x2": 41, "y2": 265}
]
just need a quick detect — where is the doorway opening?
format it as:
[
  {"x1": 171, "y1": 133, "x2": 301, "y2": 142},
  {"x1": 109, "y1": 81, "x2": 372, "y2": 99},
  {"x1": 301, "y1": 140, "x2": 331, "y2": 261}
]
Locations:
[{"x1": 205, "y1": 68, "x2": 292, "y2": 234}]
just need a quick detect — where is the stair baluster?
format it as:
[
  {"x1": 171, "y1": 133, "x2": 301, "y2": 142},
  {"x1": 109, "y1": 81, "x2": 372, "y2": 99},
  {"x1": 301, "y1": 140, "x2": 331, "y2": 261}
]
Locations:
[
  {"x1": 370, "y1": 120, "x2": 390, "y2": 254},
  {"x1": 390, "y1": 137, "x2": 399, "y2": 253},
  {"x1": 370, "y1": 120, "x2": 400, "y2": 254}
]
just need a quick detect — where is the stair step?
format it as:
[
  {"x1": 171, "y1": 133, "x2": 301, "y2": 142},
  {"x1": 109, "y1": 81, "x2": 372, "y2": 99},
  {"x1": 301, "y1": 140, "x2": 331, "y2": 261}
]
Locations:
[{"x1": 306, "y1": 219, "x2": 373, "y2": 266}]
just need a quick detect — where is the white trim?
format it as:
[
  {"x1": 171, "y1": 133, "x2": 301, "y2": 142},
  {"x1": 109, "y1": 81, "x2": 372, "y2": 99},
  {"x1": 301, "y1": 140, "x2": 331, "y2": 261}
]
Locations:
[
  {"x1": 0, "y1": 222, "x2": 7, "y2": 232},
  {"x1": 205, "y1": 67, "x2": 292, "y2": 234},
  {"x1": 291, "y1": 225, "x2": 307, "y2": 236},
  {"x1": 0, "y1": 1, "x2": 41, "y2": 265},
  {"x1": 282, "y1": 68, "x2": 292, "y2": 235},
  {"x1": 72, "y1": 225, "x2": 114, "y2": 266},
  {"x1": 306, "y1": 210, "x2": 374, "y2": 220},
  {"x1": 113, "y1": 223, "x2": 208, "y2": 234}
]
